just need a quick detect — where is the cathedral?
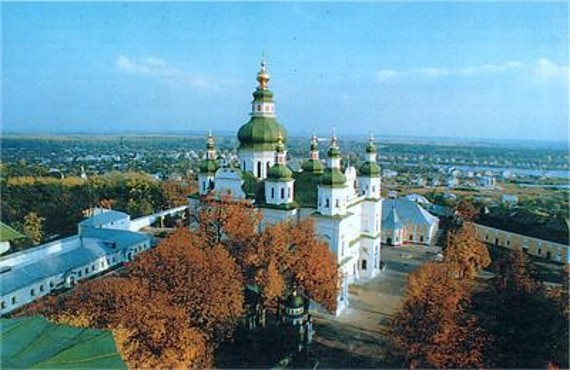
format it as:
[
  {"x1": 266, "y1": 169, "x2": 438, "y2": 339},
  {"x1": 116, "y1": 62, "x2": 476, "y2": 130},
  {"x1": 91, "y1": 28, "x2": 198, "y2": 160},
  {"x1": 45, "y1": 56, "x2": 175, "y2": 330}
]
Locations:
[{"x1": 189, "y1": 60, "x2": 383, "y2": 314}]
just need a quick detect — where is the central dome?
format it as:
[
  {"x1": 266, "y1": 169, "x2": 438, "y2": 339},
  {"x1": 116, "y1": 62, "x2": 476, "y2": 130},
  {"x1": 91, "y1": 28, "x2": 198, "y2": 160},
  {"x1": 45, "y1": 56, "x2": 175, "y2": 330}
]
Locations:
[
  {"x1": 238, "y1": 116, "x2": 288, "y2": 151},
  {"x1": 238, "y1": 60, "x2": 288, "y2": 151}
]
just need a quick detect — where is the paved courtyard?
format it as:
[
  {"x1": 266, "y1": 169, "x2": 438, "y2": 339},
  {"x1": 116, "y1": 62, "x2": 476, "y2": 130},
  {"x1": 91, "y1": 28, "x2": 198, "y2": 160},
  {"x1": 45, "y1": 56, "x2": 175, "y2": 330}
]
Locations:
[{"x1": 310, "y1": 244, "x2": 440, "y2": 368}]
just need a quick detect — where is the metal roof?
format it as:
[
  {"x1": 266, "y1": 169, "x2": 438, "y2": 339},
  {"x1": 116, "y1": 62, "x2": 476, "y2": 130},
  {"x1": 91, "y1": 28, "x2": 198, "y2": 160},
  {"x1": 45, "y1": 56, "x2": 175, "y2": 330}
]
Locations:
[
  {"x1": 78, "y1": 210, "x2": 129, "y2": 227},
  {"x1": 0, "y1": 222, "x2": 24, "y2": 242},
  {"x1": 0, "y1": 229, "x2": 149, "y2": 296},
  {"x1": 382, "y1": 198, "x2": 439, "y2": 228}
]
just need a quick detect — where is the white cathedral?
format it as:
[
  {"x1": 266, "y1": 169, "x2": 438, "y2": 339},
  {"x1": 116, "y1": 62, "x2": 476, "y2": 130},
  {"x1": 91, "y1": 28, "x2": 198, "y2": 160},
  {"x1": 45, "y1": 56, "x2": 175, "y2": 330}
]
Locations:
[{"x1": 189, "y1": 60, "x2": 383, "y2": 314}]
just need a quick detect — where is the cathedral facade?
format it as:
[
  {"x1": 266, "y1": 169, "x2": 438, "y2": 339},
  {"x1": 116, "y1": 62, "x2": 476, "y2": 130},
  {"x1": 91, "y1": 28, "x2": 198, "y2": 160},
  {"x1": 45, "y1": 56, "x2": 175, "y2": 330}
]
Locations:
[{"x1": 189, "y1": 60, "x2": 383, "y2": 314}]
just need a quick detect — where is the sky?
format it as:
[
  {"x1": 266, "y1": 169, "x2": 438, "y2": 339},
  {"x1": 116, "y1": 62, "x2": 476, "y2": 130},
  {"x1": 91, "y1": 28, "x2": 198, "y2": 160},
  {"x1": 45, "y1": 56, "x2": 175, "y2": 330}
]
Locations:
[{"x1": 2, "y1": 2, "x2": 569, "y2": 142}]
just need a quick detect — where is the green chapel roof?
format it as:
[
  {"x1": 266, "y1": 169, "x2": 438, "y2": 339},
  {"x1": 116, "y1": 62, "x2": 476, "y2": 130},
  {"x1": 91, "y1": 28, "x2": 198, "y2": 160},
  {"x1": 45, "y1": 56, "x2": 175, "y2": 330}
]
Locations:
[
  {"x1": 199, "y1": 159, "x2": 220, "y2": 174},
  {"x1": 267, "y1": 163, "x2": 293, "y2": 181},
  {"x1": 302, "y1": 159, "x2": 325, "y2": 174},
  {"x1": 284, "y1": 291, "x2": 305, "y2": 309},
  {"x1": 0, "y1": 222, "x2": 24, "y2": 242},
  {"x1": 321, "y1": 167, "x2": 347, "y2": 187},
  {"x1": 252, "y1": 88, "x2": 274, "y2": 102},
  {"x1": 358, "y1": 161, "x2": 381, "y2": 177},
  {"x1": 237, "y1": 116, "x2": 288, "y2": 151}
]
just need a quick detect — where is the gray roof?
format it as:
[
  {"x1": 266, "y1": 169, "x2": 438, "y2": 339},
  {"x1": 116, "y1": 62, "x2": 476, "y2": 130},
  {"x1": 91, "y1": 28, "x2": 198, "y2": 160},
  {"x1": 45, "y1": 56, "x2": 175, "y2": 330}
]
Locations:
[
  {"x1": 382, "y1": 205, "x2": 405, "y2": 230},
  {"x1": 0, "y1": 229, "x2": 149, "y2": 296},
  {"x1": 382, "y1": 198, "x2": 439, "y2": 228},
  {"x1": 78, "y1": 210, "x2": 129, "y2": 228}
]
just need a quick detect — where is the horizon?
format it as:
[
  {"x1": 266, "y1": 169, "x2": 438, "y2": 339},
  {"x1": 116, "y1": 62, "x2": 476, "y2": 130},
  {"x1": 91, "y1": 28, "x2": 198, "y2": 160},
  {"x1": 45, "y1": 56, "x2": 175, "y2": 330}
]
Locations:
[{"x1": 3, "y1": 2, "x2": 569, "y2": 142}]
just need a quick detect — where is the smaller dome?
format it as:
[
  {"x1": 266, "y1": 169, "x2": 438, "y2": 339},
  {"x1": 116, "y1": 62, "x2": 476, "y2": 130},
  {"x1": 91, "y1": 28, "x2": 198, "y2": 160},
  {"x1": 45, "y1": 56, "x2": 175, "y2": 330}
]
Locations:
[
  {"x1": 302, "y1": 159, "x2": 325, "y2": 174},
  {"x1": 268, "y1": 163, "x2": 293, "y2": 181},
  {"x1": 199, "y1": 159, "x2": 219, "y2": 174},
  {"x1": 284, "y1": 290, "x2": 305, "y2": 310},
  {"x1": 321, "y1": 168, "x2": 347, "y2": 187},
  {"x1": 358, "y1": 162, "x2": 381, "y2": 177}
]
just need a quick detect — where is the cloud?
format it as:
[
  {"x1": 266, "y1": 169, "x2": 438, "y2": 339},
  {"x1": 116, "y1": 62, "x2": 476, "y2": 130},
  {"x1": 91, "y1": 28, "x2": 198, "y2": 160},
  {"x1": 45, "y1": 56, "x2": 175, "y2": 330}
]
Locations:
[
  {"x1": 376, "y1": 69, "x2": 398, "y2": 82},
  {"x1": 534, "y1": 58, "x2": 569, "y2": 82},
  {"x1": 376, "y1": 61, "x2": 524, "y2": 82},
  {"x1": 116, "y1": 55, "x2": 214, "y2": 90},
  {"x1": 116, "y1": 56, "x2": 182, "y2": 77}
]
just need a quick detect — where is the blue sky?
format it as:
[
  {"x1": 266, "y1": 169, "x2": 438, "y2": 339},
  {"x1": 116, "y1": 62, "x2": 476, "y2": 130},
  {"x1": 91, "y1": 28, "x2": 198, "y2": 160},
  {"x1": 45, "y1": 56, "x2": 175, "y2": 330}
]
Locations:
[{"x1": 3, "y1": 2, "x2": 568, "y2": 141}]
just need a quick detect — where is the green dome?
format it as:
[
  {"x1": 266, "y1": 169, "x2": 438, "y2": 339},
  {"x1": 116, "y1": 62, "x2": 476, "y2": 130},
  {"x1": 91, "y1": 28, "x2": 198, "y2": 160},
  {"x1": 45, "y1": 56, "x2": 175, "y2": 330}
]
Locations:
[
  {"x1": 284, "y1": 292, "x2": 305, "y2": 309},
  {"x1": 327, "y1": 146, "x2": 340, "y2": 158},
  {"x1": 238, "y1": 116, "x2": 288, "y2": 151},
  {"x1": 267, "y1": 163, "x2": 293, "y2": 181},
  {"x1": 365, "y1": 142, "x2": 377, "y2": 154},
  {"x1": 321, "y1": 168, "x2": 347, "y2": 187},
  {"x1": 358, "y1": 162, "x2": 381, "y2": 177},
  {"x1": 199, "y1": 159, "x2": 219, "y2": 174},
  {"x1": 252, "y1": 88, "x2": 274, "y2": 102},
  {"x1": 302, "y1": 159, "x2": 325, "y2": 174}
]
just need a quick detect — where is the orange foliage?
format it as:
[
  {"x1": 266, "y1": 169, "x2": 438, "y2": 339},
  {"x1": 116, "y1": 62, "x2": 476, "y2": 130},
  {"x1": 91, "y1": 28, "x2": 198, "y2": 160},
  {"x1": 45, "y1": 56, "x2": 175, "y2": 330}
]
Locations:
[
  {"x1": 128, "y1": 228, "x2": 245, "y2": 343},
  {"x1": 194, "y1": 195, "x2": 261, "y2": 247},
  {"x1": 388, "y1": 262, "x2": 487, "y2": 368},
  {"x1": 445, "y1": 223, "x2": 491, "y2": 279}
]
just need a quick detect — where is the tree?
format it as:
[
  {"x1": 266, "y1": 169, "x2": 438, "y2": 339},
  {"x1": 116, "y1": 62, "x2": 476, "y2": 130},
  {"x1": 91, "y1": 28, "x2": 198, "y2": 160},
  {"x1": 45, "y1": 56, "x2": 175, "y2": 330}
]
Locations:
[
  {"x1": 192, "y1": 195, "x2": 261, "y2": 248},
  {"x1": 387, "y1": 262, "x2": 488, "y2": 368},
  {"x1": 444, "y1": 223, "x2": 491, "y2": 279},
  {"x1": 128, "y1": 228, "x2": 245, "y2": 344},
  {"x1": 22, "y1": 212, "x2": 45, "y2": 245},
  {"x1": 455, "y1": 199, "x2": 479, "y2": 223},
  {"x1": 289, "y1": 219, "x2": 339, "y2": 312},
  {"x1": 474, "y1": 248, "x2": 568, "y2": 368}
]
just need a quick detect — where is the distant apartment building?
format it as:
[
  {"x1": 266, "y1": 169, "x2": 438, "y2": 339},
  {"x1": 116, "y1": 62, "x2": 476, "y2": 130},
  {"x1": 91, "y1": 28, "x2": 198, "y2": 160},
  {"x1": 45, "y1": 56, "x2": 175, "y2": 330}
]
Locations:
[{"x1": 474, "y1": 223, "x2": 569, "y2": 264}]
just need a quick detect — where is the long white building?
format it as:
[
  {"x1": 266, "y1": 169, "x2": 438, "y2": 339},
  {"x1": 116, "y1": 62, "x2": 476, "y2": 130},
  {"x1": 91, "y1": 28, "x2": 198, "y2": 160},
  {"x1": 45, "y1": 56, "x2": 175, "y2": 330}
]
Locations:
[{"x1": 0, "y1": 210, "x2": 151, "y2": 315}]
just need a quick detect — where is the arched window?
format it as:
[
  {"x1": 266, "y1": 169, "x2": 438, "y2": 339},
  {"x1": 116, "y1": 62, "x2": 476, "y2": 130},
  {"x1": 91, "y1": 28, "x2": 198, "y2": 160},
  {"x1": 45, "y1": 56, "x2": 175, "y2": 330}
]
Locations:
[
  {"x1": 280, "y1": 188, "x2": 285, "y2": 199},
  {"x1": 257, "y1": 162, "x2": 262, "y2": 178},
  {"x1": 271, "y1": 188, "x2": 275, "y2": 199}
]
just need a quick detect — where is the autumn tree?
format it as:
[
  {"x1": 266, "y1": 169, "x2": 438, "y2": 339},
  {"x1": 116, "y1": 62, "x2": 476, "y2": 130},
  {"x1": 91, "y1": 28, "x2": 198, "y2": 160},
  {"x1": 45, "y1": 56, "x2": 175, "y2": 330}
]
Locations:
[
  {"x1": 128, "y1": 228, "x2": 245, "y2": 344},
  {"x1": 387, "y1": 262, "x2": 488, "y2": 369},
  {"x1": 192, "y1": 195, "x2": 261, "y2": 248},
  {"x1": 160, "y1": 180, "x2": 196, "y2": 207},
  {"x1": 241, "y1": 219, "x2": 339, "y2": 313},
  {"x1": 455, "y1": 199, "x2": 479, "y2": 223},
  {"x1": 444, "y1": 223, "x2": 491, "y2": 279},
  {"x1": 22, "y1": 212, "x2": 45, "y2": 245},
  {"x1": 473, "y1": 248, "x2": 568, "y2": 368},
  {"x1": 288, "y1": 219, "x2": 339, "y2": 312},
  {"x1": 31, "y1": 277, "x2": 213, "y2": 369}
]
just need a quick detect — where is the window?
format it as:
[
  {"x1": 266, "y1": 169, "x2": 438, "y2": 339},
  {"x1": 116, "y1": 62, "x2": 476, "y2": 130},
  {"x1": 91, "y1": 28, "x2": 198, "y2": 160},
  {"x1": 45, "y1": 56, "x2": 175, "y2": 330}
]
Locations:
[
  {"x1": 335, "y1": 199, "x2": 340, "y2": 208},
  {"x1": 101, "y1": 261, "x2": 105, "y2": 268},
  {"x1": 243, "y1": 161, "x2": 246, "y2": 171},
  {"x1": 361, "y1": 260, "x2": 367, "y2": 270},
  {"x1": 78, "y1": 271, "x2": 82, "y2": 277},
  {"x1": 91, "y1": 265, "x2": 95, "y2": 272},
  {"x1": 280, "y1": 188, "x2": 285, "y2": 199},
  {"x1": 420, "y1": 236, "x2": 424, "y2": 242},
  {"x1": 538, "y1": 248, "x2": 542, "y2": 255},
  {"x1": 85, "y1": 267, "x2": 89, "y2": 274},
  {"x1": 507, "y1": 240, "x2": 511, "y2": 246},
  {"x1": 409, "y1": 235, "x2": 413, "y2": 241},
  {"x1": 372, "y1": 186, "x2": 376, "y2": 193},
  {"x1": 39, "y1": 285, "x2": 44, "y2": 292},
  {"x1": 49, "y1": 281, "x2": 54, "y2": 288},
  {"x1": 485, "y1": 235, "x2": 489, "y2": 240},
  {"x1": 1, "y1": 301, "x2": 5, "y2": 309},
  {"x1": 325, "y1": 199, "x2": 330, "y2": 208},
  {"x1": 287, "y1": 187, "x2": 291, "y2": 198},
  {"x1": 257, "y1": 162, "x2": 262, "y2": 178},
  {"x1": 30, "y1": 289, "x2": 35, "y2": 296},
  {"x1": 271, "y1": 188, "x2": 275, "y2": 199},
  {"x1": 11, "y1": 296, "x2": 16, "y2": 304}
]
